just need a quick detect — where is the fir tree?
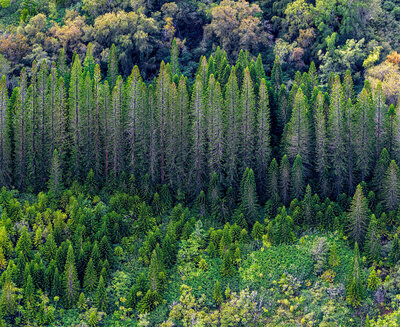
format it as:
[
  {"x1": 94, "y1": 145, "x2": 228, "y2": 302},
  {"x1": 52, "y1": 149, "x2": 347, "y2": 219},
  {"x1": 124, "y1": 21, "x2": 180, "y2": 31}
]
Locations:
[
  {"x1": 383, "y1": 160, "x2": 400, "y2": 211},
  {"x1": 48, "y1": 149, "x2": 63, "y2": 196},
  {"x1": 64, "y1": 245, "x2": 79, "y2": 308},
  {"x1": 0, "y1": 75, "x2": 11, "y2": 187},
  {"x1": 284, "y1": 88, "x2": 310, "y2": 167},
  {"x1": 365, "y1": 214, "x2": 381, "y2": 263},
  {"x1": 224, "y1": 67, "x2": 240, "y2": 189},
  {"x1": 280, "y1": 155, "x2": 291, "y2": 206},
  {"x1": 347, "y1": 185, "x2": 369, "y2": 246},
  {"x1": 240, "y1": 168, "x2": 259, "y2": 224},
  {"x1": 388, "y1": 233, "x2": 400, "y2": 266},
  {"x1": 328, "y1": 75, "x2": 346, "y2": 197},
  {"x1": 373, "y1": 83, "x2": 387, "y2": 159},
  {"x1": 354, "y1": 88, "x2": 374, "y2": 182},
  {"x1": 95, "y1": 275, "x2": 108, "y2": 312},
  {"x1": 83, "y1": 258, "x2": 97, "y2": 294},
  {"x1": 271, "y1": 206, "x2": 294, "y2": 244},
  {"x1": 256, "y1": 78, "x2": 271, "y2": 196},
  {"x1": 107, "y1": 44, "x2": 118, "y2": 89},
  {"x1": 268, "y1": 158, "x2": 279, "y2": 199},
  {"x1": 240, "y1": 67, "x2": 256, "y2": 170},
  {"x1": 213, "y1": 280, "x2": 223, "y2": 307},
  {"x1": 191, "y1": 74, "x2": 206, "y2": 193},
  {"x1": 291, "y1": 155, "x2": 305, "y2": 200},
  {"x1": 170, "y1": 38, "x2": 180, "y2": 76},
  {"x1": 346, "y1": 242, "x2": 365, "y2": 307}
]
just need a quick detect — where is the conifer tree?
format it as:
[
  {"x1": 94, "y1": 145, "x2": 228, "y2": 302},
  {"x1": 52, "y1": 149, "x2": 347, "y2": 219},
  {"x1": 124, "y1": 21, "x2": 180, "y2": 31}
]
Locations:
[
  {"x1": 383, "y1": 160, "x2": 400, "y2": 211},
  {"x1": 95, "y1": 275, "x2": 108, "y2": 312},
  {"x1": 347, "y1": 185, "x2": 369, "y2": 246},
  {"x1": 213, "y1": 280, "x2": 223, "y2": 307},
  {"x1": 343, "y1": 99, "x2": 355, "y2": 194},
  {"x1": 256, "y1": 78, "x2": 271, "y2": 196},
  {"x1": 48, "y1": 63, "x2": 57, "y2": 156},
  {"x1": 16, "y1": 226, "x2": 32, "y2": 262},
  {"x1": 271, "y1": 206, "x2": 294, "y2": 244},
  {"x1": 277, "y1": 84, "x2": 289, "y2": 132},
  {"x1": 240, "y1": 168, "x2": 259, "y2": 224},
  {"x1": 328, "y1": 75, "x2": 346, "y2": 197},
  {"x1": 103, "y1": 80, "x2": 112, "y2": 182},
  {"x1": 83, "y1": 258, "x2": 97, "y2": 294},
  {"x1": 291, "y1": 154, "x2": 305, "y2": 200},
  {"x1": 388, "y1": 233, "x2": 400, "y2": 266},
  {"x1": 83, "y1": 43, "x2": 95, "y2": 78},
  {"x1": 384, "y1": 104, "x2": 397, "y2": 158},
  {"x1": 207, "y1": 75, "x2": 224, "y2": 177},
  {"x1": 240, "y1": 67, "x2": 256, "y2": 170},
  {"x1": 271, "y1": 56, "x2": 282, "y2": 97},
  {"x1": 314, "y1": 91, "x2": 329, "y2": 197},
  {"x1": 284, "y1": 87, "x2": 310, "y2": 167},
  {"x1": 343, "y1": 70, "x2": 354, "y2": 104},
  {"x1": 268, "y1": 158, "x2": 279, "y2": 199},
  {"x1": 107, "y1": 44, "x2": 118, "y2": 89},
  {"x1": 81, "y1": 72, "x2": 94, "y2": 177},
  {"x1": 37, "y1": 62, "x2": 50, "y2": 185},
  {"x1": 373, "y1": 83, "x2": 387, "y2": 159},
  {"x1": 110, "y1": 76, "x2": 124, "y2": 180},
  {"x1": 0, "y1": 75, "x2": 10, "y2": 187},
  {"x1": 175, "y1": 76, "x2": 190, "y2": 190},
  {"x1": 126, "y1": 66, "x2": 143, "y2": 177},
  {"x1": 69, "y1": 55, "x2": 83, "y2": 178},
  {"x1": 346, "y1": 242, "x2": 365, "y2": 307},
  {"x1": 156, "y1": 62, "x2": 171, "y2": 184},
  {"x1": 354, "y1": 88, "x2": 374, "y2": 181},
  {"x1": 224, "y1": 67, "x2": 240, "y2": 188},
  {"x1": 365, "y1": 214, "x2": 381, "y2": 263},
  {"x1": 92, "y1": 65, "x2": 103, "y2": 180},
  {"x1": 64, "y1": 245, "x2": 79, "y2": 307},
  {"x1": 191, "y1": 74, "x2": 206, "y2": 193},
  {"x1": 280, "y1": 155, "x2": 291, "y2": 206},
  {"x1": 13, "y1": 87, "x2": 28, "y2": 190},
  {"x1": 303, "y1": 184, "x2": 314, "y2": 226},
  {"x1": 48, "y1": 149, "x2": 63, "y2": 196},
  {"x1": 170, "y1": 38, "x2": 180, "y2": 76},
  {"x1": 372, "y1": 148, "x2": 391, "y2": 195}
]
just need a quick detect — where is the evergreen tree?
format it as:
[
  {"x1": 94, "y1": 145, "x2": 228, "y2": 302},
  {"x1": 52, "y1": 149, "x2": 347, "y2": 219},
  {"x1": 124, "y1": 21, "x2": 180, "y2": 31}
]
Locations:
[
  {"x1": 354, "y1": 88, "x2": 374, "y2": 182},
  {"x1": 314, "y1": 91, "x2": 329, "y2": 197},
  {"x1": 388, "y1": 233, "x2": 400, "y2": 266},
  {"x1": 191, "y1": 74, "x2": 206, "y2": 193},
  {"x1": 284, "y1": 88, "x2": 310, "y2": 167},
  {"x1": 384, "y1": 104, "x2": 397, "y2": 158},
  {"x1": 277, "y1": 84, "x2": 289, "y2": 132},
  {"x1": 83, "y1": 258, "x2": 97, "y2": 294},
  {"x1": 13, "y1": 87, "x2": 28, "y2": 190},
  {"x1": 383, "y1": 160, "x2": 400, "y2": 211},
  {"x1": 213, "y1": 280, "x2": 223, "y2": 307},
  {"x1": 268, "y1": 158, "x2": 279, "y2": 199},
  {"x1": 207, "y1": 75, "x2": 224, "y2": 178},
  {"x1": 48, "y1": 149, "x2": 63, "y2": 196},
  {"x1": 95, "y1": 275, "x2": 108, "y2": 312},
  {"x1": 69, "y1": 55, "x2": 83, "y2": 178},
  {"x1": 156, "y1": 62, "x2": 171, "y2": 184},
  {"x1": 110, "y1": 76, "x2": 124, "y2": 180},
  {"x1": 270, "y1": 206, "x2": 294, "y2": 244},
  {"x1": 280, "y1": 155, "x2": 291, "y2": 206},
  {"x1": 328, "y1": 75, "x2": 346, "y2": 197},
  {"x1": 240, "y1": 168, "x2": 259, "y2": 224},
  {"x1": 64, "y1": 245, "x2": 79, "y2": 307},
  {"x1": 373, "y1": 83, "x2": 387, "y2": 159},
  {"x1": 16, "y1": 226, "x2": 32, "y2": 262},
  {"x1": 346, "y1": 242, "x2": 365, "y2": 307},
  {"x1": 0, "y1": 75, "x2": 11, "y2": 187},
  {"x1": 365, "y1": 214, "x2": 381, "y2": 263},
  {"x1": 107, "y1": 44, "x2": 118, "y2": 89},
  {"x1": 224, "y1": 67, "x2": 240, "y2": 189},
  {"x1": 170, "y1": 38, "x2": 180, "y2": 76},
  {"x1": 240, "y1": 67, "x2": 256, "y2": 171},
  {"x1": 256, "y1": 78, "x2": 271, "y2": 196},
  {"x1": 291, "y1": 154, "x2": 305, "y2": 200},
  {"x1": 372, "y1": 148, "x2": 391, "y2": 195},
  {"x1": 347, "y1": 185, "x2": 369, "y2": 246}
]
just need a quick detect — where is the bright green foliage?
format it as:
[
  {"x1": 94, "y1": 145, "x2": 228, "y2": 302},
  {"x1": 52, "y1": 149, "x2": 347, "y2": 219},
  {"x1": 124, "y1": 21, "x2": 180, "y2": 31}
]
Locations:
[
  {"x1": 383, "y1": 160, "x2": 400, "y2": 211},
  {"x1": 388, "y1": 234, "x2": 400, "y2": 266},
  {"x1": 64, "y1": 245, "x2": 79, "y2": 308},
  {"x1": 83, "y1": 258, "x2": 97, "y2": 293},
  {"x1": 365, "y1": 214, "x2": 381, "y2": 263},
  {"x1": 240, "y1": 168, "x2": 259, "y2": 224},
  {"x1": 95, "y1": 275, "x2": 108, "y2": 312},
  {"x1": 346, "y1": 242, "x2": 365, "y2": 307},
  {"x1": 270, "y1": 207, "x2": 294, "y2": 244},
  {"x1": 213, "y1": 280, "x2": 223, "y2": 306},
  {"x1": 367, "y1": 267, "x2": 380, "y2": 291}
]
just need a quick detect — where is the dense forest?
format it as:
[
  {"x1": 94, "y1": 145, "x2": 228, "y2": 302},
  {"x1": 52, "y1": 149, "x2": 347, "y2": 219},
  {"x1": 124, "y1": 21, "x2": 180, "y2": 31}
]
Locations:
[{"x1": 2, "y1": 0, "x2": 400, "y2": 326}]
